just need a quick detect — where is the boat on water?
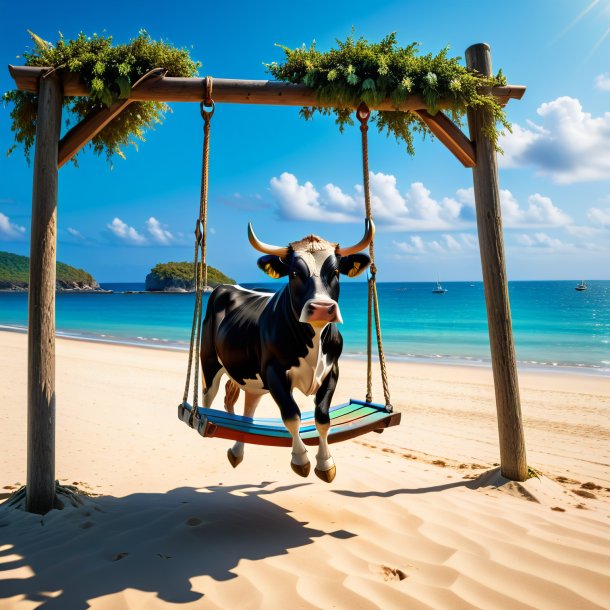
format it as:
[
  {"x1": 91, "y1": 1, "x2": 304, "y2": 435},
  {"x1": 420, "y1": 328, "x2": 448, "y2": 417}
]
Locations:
[
  {"x1": 575, "y1": 280, "x2": 588, "y2": 291},
  {"x1": 432, "y1": 281, "x2": 448, "y2": 294}
]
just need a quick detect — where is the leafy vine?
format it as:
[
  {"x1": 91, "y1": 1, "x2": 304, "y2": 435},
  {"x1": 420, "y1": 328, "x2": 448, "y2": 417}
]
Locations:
[{"x1": 266, "y1": 33, "x2": 510, "y2": 154}]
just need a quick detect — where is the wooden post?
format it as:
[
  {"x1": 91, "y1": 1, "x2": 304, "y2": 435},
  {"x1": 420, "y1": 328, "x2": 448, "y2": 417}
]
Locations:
[
  {"x1": 465, "y1": 44, "x2": 527, "y2": 481},
  {"x1": 26, "y1": 72, "x2": 62, "y2": 513}
]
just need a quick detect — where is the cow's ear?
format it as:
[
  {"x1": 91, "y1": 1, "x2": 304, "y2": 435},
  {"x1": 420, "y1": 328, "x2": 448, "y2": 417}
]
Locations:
[
  {"x1": 257, "y1": 255, "x2": 289, "y2": 279},
  {"x1": 338, "y1": 253, "x2": 371, "y2": 278}
]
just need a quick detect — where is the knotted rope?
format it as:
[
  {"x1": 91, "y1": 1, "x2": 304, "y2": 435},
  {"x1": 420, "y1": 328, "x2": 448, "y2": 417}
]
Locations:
[
  {"x1": 182, "y1": 77, "x2": 214, "y2": 422},
  {"x1": 356, "y1": 103, "x2": 393, "y2": 412}
]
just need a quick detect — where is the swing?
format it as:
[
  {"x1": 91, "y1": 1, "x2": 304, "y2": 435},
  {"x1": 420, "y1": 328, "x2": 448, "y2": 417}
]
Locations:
[{"x1": 179, "y1": 79, "x2": 401, "y2": 445}]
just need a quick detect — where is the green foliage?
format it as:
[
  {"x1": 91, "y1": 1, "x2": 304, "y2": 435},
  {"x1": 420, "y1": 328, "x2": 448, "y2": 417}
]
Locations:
[
  {"x1": 527, "y1": 466, "x2": 542, "y2": 480},
  {"x1": 4, "y1": 30, "x2": 200, "y2": 163},
  {"x1": 0, "y1": 250, "x2": 95, "y2": 284},
  {"x1": 266, "y1": 32, "x2": 510, "y2": 154},
  {"x1": 151, "y1": 261, "x2": 235, "y2": 285}
]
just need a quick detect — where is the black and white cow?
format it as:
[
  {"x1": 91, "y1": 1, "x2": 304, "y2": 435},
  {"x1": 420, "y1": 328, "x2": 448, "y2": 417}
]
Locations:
[{"x1": 199, "y1": 221, "x2": 374, "y2": 482}]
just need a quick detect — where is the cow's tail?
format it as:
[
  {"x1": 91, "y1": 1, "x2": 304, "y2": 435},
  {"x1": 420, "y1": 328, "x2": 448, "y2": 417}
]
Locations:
[{"x1": 224, "y1": 379, "x2": 241, "y2": 413}]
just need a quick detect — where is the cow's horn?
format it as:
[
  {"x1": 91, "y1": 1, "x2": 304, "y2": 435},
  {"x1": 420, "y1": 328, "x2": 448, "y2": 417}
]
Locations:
[
  {"x1": 336, "y1": 219, "x2": 375, "y2": 256},
  {"x1": 248, "y1": 223, "x2": 290, "y2": 258}
]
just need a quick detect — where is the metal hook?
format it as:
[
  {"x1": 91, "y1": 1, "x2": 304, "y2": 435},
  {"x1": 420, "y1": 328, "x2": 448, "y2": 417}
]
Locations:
[{"x1": 200, "y1": 75, "x2": 215, "y2": 119}]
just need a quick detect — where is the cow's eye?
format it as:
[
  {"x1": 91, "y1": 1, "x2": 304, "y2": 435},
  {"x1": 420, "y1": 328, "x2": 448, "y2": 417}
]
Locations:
[
  {"x1": 334, "y1": 268, "x2": 340, "y2": 278},
  {"x1": 290, "y1": 270, "x2": 298, "y2": 280}
]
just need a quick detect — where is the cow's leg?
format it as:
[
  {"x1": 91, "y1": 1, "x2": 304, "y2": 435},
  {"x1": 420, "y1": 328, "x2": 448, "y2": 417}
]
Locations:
[
  {"x1": 224, "y1": 379, "x2": 240, "y2": 414},
  {"x1": 227, "y1": 391, "x2": 262, "y2": 468},
  {"x1": 202, "y1": 363, "x2": 225, "y2": 408},
  {"x1": 266, "y1": 362, "x2": 310, "y2": 477},
  {"x1": 314, "y1": 362, "x2": 339, "y2": 483}
]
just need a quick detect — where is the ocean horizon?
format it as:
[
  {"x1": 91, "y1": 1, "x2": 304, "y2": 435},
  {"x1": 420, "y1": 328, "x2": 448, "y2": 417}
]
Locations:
[{"x1": 1, "y1": 280, "x2": 608, "y2": 376}]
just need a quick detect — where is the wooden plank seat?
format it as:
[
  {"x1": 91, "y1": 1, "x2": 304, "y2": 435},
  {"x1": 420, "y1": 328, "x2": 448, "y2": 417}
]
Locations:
[{"x1": 178, "y1": 399, "x2": 401, "y2": 447}]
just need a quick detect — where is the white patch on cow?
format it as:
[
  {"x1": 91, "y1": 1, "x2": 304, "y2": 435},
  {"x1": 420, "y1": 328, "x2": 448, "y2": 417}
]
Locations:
[
  {"x1": 297, "y1": 249, "x2": 332, "y2": 278},
  {"x1": 233, "y1": 372, "x2": 267, "y2": 395},
  {"x1": 203, "y1": 366, "x2": 226, "y2": 408},
  {"x1": 233, "y1": 285, "x2": 274, "y2": 298},
  {"x1": 287, "y1": 327, "x2": 333, "y2": 396}
]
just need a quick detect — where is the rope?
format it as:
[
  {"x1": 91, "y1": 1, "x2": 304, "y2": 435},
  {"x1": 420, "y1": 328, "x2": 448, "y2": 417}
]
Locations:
[
  {"x1": 182, "y1": 77, "x2": 214, "y2": 424},
  {"x1": 356, "y1": 103, "x2": 393, "y2": 412}
]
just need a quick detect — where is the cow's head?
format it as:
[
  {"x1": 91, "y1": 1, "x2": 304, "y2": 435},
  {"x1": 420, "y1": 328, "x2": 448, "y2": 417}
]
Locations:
[{"x1": 248, "y1": 221, "x2": 374, "y2": 327}]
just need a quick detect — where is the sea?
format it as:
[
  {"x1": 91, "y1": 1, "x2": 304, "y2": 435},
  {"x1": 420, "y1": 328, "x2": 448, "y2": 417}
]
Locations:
[{"x1": 0, "y1": 281, "x2": 608, "y2": 376}]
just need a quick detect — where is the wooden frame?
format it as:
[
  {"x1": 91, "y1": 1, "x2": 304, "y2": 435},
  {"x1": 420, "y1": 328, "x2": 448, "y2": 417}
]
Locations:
[{"x1": 8, "y1": 42, "x2": 528, "y2": 513}]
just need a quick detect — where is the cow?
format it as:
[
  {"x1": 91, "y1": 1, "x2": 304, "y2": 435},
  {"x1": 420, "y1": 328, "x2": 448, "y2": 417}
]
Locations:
[{"x1": 199, "y1": 220, "x2": 374, "y2": 483}]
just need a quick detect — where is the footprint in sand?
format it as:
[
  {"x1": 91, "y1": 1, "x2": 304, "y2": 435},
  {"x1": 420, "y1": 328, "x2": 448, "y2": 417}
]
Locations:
[
  {"x1": 573, "y1": 489, "x2": 596, "y2": 499},
  {"x1": 113, "y1": 552, "x2": 129, "y2": 561},
  {"x1": 186, "y1": 517, "x2": 202, "y2": 527},
  {"x1": 80, "y1": 521, "x2": 95, "y2": 529},
  {"x1": 370, "y1": 564, "x2": 407, "y2": 582}
]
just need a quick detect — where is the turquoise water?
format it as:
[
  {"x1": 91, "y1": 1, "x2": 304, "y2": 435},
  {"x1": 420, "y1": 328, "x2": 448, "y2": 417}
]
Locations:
[{"x1": 0, "y1": 281, "x2": 608, "y2": 375}]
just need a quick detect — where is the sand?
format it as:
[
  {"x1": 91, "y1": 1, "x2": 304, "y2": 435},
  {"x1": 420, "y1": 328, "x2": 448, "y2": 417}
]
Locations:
[{"x1": 0, "y1": 329, "x2": 608, "y2": 609}]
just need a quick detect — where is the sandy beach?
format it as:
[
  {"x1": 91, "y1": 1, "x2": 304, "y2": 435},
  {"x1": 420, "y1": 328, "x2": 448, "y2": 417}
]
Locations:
[{"x1": 0, "y1": 329, "x2": 609, "y2": 609}]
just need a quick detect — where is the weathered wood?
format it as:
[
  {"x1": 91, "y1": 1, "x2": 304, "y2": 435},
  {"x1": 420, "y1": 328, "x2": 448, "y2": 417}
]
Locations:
[
  {"x1": 415, "y1": 110, "x2": 476, "y2": 167},
  {"x1": 58, "y1": 68, "x2": 165, "y2": 168},
  {"x1": 465, "y1": 43, "x2": 528, "y2": 482},
  {"x1": 27, "y1": 71, "x2": 62, "y2": 514},
  {"x1": 8, "y1": 65, "x2": 526, "y2": 109}
]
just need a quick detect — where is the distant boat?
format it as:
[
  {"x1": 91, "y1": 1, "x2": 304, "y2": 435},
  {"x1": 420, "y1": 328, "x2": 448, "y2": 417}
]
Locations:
[
  {"x1": 575, "y1": 280, "x2": 588, "y2": 291},
  {"x1": 432, "y1": 281, "x2": 448, "y2": 294}
]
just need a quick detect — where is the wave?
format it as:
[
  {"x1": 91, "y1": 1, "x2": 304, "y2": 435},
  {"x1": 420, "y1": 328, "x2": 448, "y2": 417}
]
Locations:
[{"x1": 2, "y1": 323, "x2": 608, "y2": 377}]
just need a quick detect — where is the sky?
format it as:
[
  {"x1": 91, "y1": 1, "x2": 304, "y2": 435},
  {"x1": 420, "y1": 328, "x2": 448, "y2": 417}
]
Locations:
[{"x1": 1, "y1": 0, "x2": 609, "y2": 283}]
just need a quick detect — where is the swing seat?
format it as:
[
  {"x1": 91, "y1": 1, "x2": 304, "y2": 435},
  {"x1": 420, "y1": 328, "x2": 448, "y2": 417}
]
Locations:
[{"x1": 178, "y1": 399, "x2": 401, "y2": 447}]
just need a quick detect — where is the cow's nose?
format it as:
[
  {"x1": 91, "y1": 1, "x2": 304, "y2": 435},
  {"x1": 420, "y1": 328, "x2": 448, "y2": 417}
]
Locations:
[{"x1": 301, "y1": 300, "x2": 343, "y2": 325}]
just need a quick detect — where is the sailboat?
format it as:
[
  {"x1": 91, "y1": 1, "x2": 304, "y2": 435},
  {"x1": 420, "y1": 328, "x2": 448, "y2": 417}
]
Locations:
[
  {"x1": 575, "y1": 280, "x2": 588, "y2": 291},
  {"x1": 432, "y1": 280, "x2": 448, "y2": 294}
]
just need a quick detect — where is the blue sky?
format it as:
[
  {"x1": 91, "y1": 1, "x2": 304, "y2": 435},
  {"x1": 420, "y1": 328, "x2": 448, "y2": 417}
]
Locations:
[{"x1": 1, "y1": 0, "x2": 609, "y2": 282}]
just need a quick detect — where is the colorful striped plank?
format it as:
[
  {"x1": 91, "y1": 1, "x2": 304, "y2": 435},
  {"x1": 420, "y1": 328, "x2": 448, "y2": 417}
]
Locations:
[{"x1": 178, "y1": 399, "x2": 401, "y2": 447}]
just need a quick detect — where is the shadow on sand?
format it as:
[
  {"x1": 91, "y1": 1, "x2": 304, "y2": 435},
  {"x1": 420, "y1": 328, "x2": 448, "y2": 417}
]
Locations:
[
  {"x1": 0, "y1": 482, "x2": 354, "y2": 608},
  {"x1": 331, "y1": 468, "x2": 517, "y2": 498}
]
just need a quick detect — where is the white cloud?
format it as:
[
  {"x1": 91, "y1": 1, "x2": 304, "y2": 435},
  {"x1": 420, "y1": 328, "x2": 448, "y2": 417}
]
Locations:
[
  {"x1": 595, "y1": 73, "x2": 610, "y2": 91},
  {"x1": 515, "y1": 232, "x2": 575, "y2": 252},
  {"x1": 0, "y1": 212, "x2": 26, "y2": 239},
  {"x1": 499, "y1": 96, "x2": 610, "y2": 183},
  {"x1": 501, "y1": 192, "x2": 572, "y2": 227},
  {"x1": 443, "y1": 234, "x2": 462, "y2": 251},
  {"x1": 460, "y1": 233, "x2": 479, "y2": 250},
  {"x1": 323, "y1": 183, "x2": 357, "y2": 211},
  {"x1": 269, "y1": 172, "x2": 572, "y2": 233},
  {"x1": 392, "y1": 233, "x2": 473, "y2": 256},
  {"x1": 270, "y1": 172, "x2": 470, "y2": 230},
  {"x1": 107, "y1": 217, "x2": 146, "y2": 245},
  {"x1": 270, "y1": 172, "x2": 354, "y2": 223},
  {"x1": 67, "y1": 227, "x2": 84, "y2": 239},
  {"x1": 393, "y1": 236, "x2": 426, "y2": 254},
  {"x1": 587, "y1": 207, "x2": 610, "y2": 227},
  {"x1": 146, "y1": 217, "x2": 173, "y2": 245}
]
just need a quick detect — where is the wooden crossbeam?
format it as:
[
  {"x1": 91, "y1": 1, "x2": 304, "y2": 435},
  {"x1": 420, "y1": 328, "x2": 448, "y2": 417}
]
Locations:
[
  {"x1": 58, "y1": 68, "x2": 166, "y2": 168},
  {"x1": 8, "y1": 65, "x2": 526, "y2": 110},
  {"x1": 9, "y1": 65, "x2": 525, "y2": 168},
  {"x1": 415, "y1": 110, "x2": 476, "y2": 167}
]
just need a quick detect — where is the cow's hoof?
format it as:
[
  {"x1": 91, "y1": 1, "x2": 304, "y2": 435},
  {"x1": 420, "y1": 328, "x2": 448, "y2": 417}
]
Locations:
[
  {"x1": 314, "y1": 465, "x2": 336, "y2": 483},
  {"x1": 290, "y1": 461, "x2": 311, "y2": 478},
  {"x1": 227, "y1": 448, "x2": 243, "y2": 469}
]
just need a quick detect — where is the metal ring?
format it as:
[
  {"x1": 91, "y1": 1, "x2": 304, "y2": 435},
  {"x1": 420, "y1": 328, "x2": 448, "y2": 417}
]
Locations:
[
  {"x1": 200, "y1": 99, "x2": 215, "y2": 119},
  {"x1": 356, "y1": 102, "x2": 371, "y2": 123}
]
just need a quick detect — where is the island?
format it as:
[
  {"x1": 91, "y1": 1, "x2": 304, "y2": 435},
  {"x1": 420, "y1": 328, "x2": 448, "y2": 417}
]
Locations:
[
  {"x1": 0, "y1": 250, "x2": 102, "y2": 292},
  {"x1": 145, "y1": 261, "x2": 235, "y2": 292}
]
